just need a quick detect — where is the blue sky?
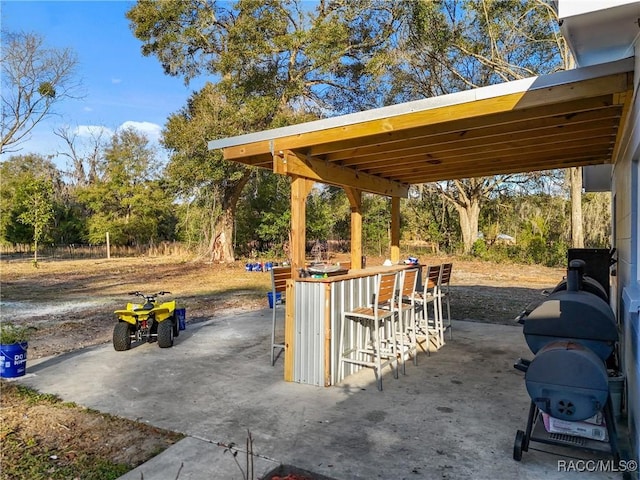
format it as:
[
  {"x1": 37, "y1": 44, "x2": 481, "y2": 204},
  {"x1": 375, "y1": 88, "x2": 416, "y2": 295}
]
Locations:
[{"x1": 1, "y1": 0, "x2": 206, "y2": 167}]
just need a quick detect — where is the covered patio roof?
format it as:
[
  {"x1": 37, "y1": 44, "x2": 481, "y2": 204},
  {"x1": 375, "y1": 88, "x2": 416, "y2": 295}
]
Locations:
[
  {"x1": 208, "y1": 57, "x2": 634, "y2": 272},
  {"x1": 209, "y1": 57, "x2": 634, "y2": 198}
]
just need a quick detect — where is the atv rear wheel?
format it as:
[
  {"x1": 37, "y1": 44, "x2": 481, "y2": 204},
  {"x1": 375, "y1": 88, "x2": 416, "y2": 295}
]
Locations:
[
  {"x1": 113, "y1": 322, "x2": 132, "y2": 351},
  {"x1": 157, "y1": 319, "x2": 174, "y2": 348}
]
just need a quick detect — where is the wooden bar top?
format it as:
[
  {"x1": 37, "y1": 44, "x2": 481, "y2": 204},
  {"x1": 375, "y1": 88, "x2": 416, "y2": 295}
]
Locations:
[{"x1": 296, "y1": 263, "x2": 418, "y2": 283}]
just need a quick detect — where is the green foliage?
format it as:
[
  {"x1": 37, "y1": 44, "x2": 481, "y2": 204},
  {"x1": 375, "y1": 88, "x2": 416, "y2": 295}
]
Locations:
[
  {"x1": 127, "y1": 0, "x2": 403, "y2": 114},
  {"x1": 471, "y1": 239, "x2": 487, "y2": 258},
  {"x1": 0, "y1": 323, "x2": 35, "y2": 344},
  {"x1": 37, "y1": 81, "x2": 56, "y2": 98},
  {"x1": 76, "y1": 128, "x2": 176, "y2": 246},
  {"x1": 362, "y1": 194, "x2": 390, "y2": 256}
]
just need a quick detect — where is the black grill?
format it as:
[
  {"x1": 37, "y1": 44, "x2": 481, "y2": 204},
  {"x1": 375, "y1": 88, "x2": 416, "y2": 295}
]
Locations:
[{"x1": 512, "y1": 249, "x2": 621, "y2": 463}]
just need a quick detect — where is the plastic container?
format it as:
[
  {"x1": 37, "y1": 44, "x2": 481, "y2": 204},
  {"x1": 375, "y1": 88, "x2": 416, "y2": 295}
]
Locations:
[
  {"x1": 0, "y1": 342, "x2": 28, "y2": 378},
  {"x1": 267, "y1": 291, "x2": 282, "y2": 308},
  {"x1": 175, "y1": 308, "x2": 187, "y2": 331}
]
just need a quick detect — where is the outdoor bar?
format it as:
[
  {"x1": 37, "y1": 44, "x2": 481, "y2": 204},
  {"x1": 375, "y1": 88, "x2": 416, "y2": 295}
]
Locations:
[
  {"x1": 208, "y1": 57, "x2": 633, "y2": 387},
  {"x1": 291, "y1": 264, "x2": 416, "y2": 387}
]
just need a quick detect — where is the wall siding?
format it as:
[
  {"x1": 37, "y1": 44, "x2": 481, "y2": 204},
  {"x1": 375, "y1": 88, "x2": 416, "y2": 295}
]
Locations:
[{"x1": 612, "y1": 38, "x2": 640, "y2": 469}]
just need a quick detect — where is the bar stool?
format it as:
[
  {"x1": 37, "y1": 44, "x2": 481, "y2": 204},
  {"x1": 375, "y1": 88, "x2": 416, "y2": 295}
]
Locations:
[
  {"x1": 414, "y1": 264, "x2": 442, "y2": 354},
  {"x1": 270, "y1": 266, "x2": 291, "y2": 366},
  {"x1": 398, "y1": 267, "x2": 419, "y2": 371},
  {"x1": 439, "y1": 263, "x2": 453, "y2": 342},
  {"x1": 338, "y1": 271, "x2": 400, "y2": 391}
]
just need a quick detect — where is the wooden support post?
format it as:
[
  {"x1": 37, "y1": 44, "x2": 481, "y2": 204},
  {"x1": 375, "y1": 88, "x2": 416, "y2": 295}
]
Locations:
[
  {"x1": 285, "y1": 175, "x2": 313, "y2": 382},
  {"x1": 284, "y1": 279, "x2": 295, "y2": 382},
  {"x1": 390, "y1": 196, "x2": 400, "y2": 264},
  {"x1": 289, "y1": 175, "x2": 313, "y2": 275},
  {"x1": 345, "y1": 187, "x2": 363, "y2": 269}
]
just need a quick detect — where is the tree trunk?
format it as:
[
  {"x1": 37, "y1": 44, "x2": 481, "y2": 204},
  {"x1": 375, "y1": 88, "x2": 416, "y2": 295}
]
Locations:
[
  {"x1": 211, "y1": 207, "x2": 235, "y2": 263},
  {"x1": 208, "y1": 172, "x2": 252, "y2": 263},
  {"x1": 569, "y1": 167, "x2": 584, "y2": 248},
  {"x1": 454, "y1": 199, "x2": 480, "y2": 254}
]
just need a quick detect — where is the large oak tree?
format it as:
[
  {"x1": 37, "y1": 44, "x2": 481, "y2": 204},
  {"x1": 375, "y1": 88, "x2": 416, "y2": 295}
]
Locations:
[{"x1": 127, "y1": 0, "x2": 403, "y2": 262}]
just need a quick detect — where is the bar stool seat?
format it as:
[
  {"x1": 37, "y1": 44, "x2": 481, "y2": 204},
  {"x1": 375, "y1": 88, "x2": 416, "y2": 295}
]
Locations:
[{"x1": 338, "y1": 271, "x2": 400, "y2": 390}]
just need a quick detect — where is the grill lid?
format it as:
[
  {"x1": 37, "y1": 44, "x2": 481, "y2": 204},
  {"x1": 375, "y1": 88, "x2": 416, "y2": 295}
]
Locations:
[{"x1": 522, "y1": 290, "x2": 617, "y2": 358}]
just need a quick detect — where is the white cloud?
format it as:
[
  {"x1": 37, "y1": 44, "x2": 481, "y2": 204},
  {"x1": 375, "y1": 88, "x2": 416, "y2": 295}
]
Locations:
[
  {"x1": 83, "y1": 106, "x2": 93, "y2": 112},
  {"x1": 74, "y1": 125, "x2": 114, "y2": 138},
  {"x1": 118, "y1": 120, "x2": 162, "y2": 144},
  {"x1": 111, "y1": 78, "x2": 122, "y2": 84}
]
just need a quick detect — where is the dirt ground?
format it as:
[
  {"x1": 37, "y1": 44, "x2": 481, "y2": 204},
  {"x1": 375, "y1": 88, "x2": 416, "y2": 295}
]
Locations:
[{"x1": 0, "y1": 254, "x2": 564, "y2": 476}]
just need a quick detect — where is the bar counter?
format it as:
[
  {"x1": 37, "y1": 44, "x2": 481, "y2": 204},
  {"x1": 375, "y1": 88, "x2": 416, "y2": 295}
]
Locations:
[{"x1": 289, "y1": 264, "x2": 415, "y2": 387}]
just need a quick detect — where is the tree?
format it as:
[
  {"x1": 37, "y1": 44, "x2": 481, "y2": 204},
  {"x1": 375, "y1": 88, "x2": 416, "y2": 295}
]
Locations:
[
  {"x1": 128, "y1": 0, "x2": 404, "y2": 261},
  {"x1": 162, "y1": 84, "x2": 254, "y2": 262},
  {"x1": 77, "y1": 128, "x2": 175, "y2": 245},
  {"x1": 54, "y1": 125, "x2": 107, "y2": 187},
  {"x1": 391, "y1": 0, "x2": 569, "y2": 253},
  {"x1": 1, "y1": 31, "x2": 81, "y2": 154},
  {"x1": 16, "y1": 175, "x2": 55, "y2": 266},
  {"x1": 0, "y1": 154, "x2": 62, "y2": 245}
]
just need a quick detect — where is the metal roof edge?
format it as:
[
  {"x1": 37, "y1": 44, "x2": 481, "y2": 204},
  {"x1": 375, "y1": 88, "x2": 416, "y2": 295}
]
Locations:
[{"x1": 207, "y1": 56, "x2": 634, "y2": 152}]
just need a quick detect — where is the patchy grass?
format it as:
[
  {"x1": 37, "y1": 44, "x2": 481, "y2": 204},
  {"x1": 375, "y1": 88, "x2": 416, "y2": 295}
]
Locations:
[{"x1": 0, "y1": 382, "x2": 183, "y2": 480}]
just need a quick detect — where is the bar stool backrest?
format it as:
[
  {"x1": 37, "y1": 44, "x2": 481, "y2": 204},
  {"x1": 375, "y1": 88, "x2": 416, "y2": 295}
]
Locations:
[
  {"x1": 440, "y1": 263, "x2": 452, "y2": 292},
  {"x1": 374, "y1": 272, "x2": 398, "y2": 312},
  {"x1": 272, "y1": 266, "x2": 292, "y2": 295},
  {"x1": 424, "y1": 264, "x2": 442, "y2": 292},
  {"x1": 401, "y1": 268, "x2": 419, "y2": 298}
]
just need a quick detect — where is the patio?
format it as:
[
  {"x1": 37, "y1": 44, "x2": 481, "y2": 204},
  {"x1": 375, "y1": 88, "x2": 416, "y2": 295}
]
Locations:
[{"x1": 15, "y1": 308, "x2": 628, "y2": 479}]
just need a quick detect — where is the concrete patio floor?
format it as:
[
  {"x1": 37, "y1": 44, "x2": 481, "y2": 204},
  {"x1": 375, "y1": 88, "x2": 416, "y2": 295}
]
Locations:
[{"x1": 15, "y1": 309, "x2": 629, "y2": 480}]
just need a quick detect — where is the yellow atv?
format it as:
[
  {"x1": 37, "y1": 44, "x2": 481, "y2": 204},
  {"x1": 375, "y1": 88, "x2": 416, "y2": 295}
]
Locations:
[{"x1": 113, "y1": 291, "x2": 178, "y2": 351}]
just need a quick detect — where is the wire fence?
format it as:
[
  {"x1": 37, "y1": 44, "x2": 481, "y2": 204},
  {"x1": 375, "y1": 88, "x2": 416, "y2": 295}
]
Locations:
[{"x1": 0, "y1": 242, "x2": 191, "y2": 261}]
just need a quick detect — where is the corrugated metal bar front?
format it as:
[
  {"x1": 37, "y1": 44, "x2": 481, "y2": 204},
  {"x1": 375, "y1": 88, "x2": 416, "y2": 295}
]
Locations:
[
  {"x1": 293, "y1": 281, "x2": 325, "y2": 386},
  {"x1": 331, "y1": 275, "x2": 376, "y2": 385}
]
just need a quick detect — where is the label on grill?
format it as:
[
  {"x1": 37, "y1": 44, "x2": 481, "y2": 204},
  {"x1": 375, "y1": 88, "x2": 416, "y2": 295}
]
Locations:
[{"x1": 542, "y1": 412, "x2": 608, "y2": 442}]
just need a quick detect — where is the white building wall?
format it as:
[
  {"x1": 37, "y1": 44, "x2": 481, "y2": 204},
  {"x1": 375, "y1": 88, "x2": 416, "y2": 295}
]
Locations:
[{"x1": 612, "y1": 38, "x2": 640, "y2": 467}]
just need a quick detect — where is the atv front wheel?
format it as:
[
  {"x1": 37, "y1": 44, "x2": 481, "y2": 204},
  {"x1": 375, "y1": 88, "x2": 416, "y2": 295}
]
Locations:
[
  {"x1": 157, "y1": 319, "x2": 174, "y2": 348},
  {"x1": 113, "y1": 322, "x2": 132, "y2": 351}
]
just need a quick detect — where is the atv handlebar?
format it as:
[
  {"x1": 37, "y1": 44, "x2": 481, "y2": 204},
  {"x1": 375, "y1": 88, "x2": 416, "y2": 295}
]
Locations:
[{"x1": 128, "y1": 291, "x2": 171, "y2": 300}]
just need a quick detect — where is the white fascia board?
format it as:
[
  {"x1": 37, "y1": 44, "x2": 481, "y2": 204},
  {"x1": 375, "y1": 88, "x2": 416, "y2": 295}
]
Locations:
[{"x1": 558, "y1": 0, "x2": 638, "y2": 19}]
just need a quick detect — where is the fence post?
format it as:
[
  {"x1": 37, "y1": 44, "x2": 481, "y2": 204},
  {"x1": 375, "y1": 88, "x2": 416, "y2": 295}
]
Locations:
[{"x1": 106, "y1": 232, "x2": 111, "y2": 259}]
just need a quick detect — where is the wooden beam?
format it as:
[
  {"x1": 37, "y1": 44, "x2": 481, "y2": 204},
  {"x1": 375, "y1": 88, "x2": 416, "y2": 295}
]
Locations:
[
  {"x1": 322, "y1": 102, "x2": 621, "y2": 163},
  {"x1": 221, "y1": 72, "x2": 630, "y2": 161},
  {"x1": 284, "y1": 279, "x2": 295, "y2": 382},
  {"x1": 324, "y1": 283, "x2": 332, "y2": 387},
  {"x1": 402, "y1": 154, "x2": 610, "y2": 184},
  {"x1": 390, "y1": 197, "x2": 400, "y2": 264},
  {"x1": 365, "y1": 135, "x2": 616, "y2": 177},
  {"x1": 290, "y1": 176, "x2": 313, "y2": 276},
  {"x1": 611, "y1": 88, "x2": 634, "y2": 164},
  {"x1": 344, "y1": 187, "x2": 363, "y2": 269},
  {"x1": 336, "y1": 118, "x2": 620, "y2": 168},
  {"x1": 277, "y1": 150, "x2": 408, "y2": 198}
]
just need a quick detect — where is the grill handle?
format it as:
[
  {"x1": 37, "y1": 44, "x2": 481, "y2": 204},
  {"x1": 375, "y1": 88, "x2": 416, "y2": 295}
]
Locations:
[
  {"x1": 533, "y1": 397, "x2": 550, "y2": 412},
  {"x1": 513, "y1": 358, "x2": 531, "y2": 373}
]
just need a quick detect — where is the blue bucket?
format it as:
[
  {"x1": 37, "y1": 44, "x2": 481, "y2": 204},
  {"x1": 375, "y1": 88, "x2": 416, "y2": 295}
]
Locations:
[
  {"x1": 267, "y1": 292, "x2": 282, "y2": 308},
  {"x1": 0, "y1": 342, "x2": 28, "y2": 378},
  {"x1": 175, "y1": 308, "x2": 186, "y2": 330}
]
